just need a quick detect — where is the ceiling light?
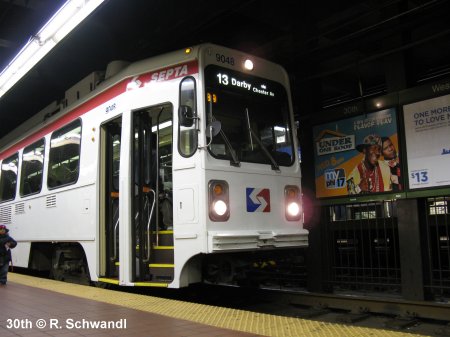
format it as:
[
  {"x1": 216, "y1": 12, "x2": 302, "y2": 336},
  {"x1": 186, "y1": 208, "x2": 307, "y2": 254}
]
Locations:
[
  {"x1": 0, "y1": 0, "x2": 105, "y2": 99},
  {"x1": 151, "y1": 121, "x2": 172, "y2": 132}
]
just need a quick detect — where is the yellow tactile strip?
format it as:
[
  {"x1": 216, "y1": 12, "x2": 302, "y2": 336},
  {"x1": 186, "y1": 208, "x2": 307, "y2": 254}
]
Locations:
[{"x1": 9, "y1": 273, "x2": 425, "y2": 337}]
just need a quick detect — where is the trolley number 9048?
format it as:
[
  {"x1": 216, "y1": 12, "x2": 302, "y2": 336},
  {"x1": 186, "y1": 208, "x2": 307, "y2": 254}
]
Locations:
[{"x1": 216, "y1": 53, "x2": 235, "y2": 66}]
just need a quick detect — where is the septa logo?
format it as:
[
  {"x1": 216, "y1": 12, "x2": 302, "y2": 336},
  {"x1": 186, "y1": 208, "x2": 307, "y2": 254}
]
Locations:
[
  {"x1": 325, "y1": 168, "x2": 346, "y2": 189},
  {"x1": 246, "y1": 188, "x2": 270, "y2": 212},
  {"x1": 126, "y1": 61, "x2": 198, "y2": 90}
]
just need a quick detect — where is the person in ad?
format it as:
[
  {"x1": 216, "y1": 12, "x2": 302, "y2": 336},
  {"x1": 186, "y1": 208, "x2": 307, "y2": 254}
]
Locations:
[
  {"x1": 0, "y1": 224, "x2": 17, "y2": 285},
  {"x1": 381, "y1": 136, "x2": 402, "y2": 191},
  {"x1": 347, "y1": 134, "x2": 392, "y2": 194}
]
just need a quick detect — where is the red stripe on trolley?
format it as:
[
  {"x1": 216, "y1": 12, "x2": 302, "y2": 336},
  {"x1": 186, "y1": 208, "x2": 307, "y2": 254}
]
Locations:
[{"x1": 0, "y1": 60, "x2": 198, "y2": 160}]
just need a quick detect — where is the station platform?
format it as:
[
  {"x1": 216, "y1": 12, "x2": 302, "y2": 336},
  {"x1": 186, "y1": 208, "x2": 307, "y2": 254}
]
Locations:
[{"x1": 1, "y1": 273, "x2": 429, "y2": 337}]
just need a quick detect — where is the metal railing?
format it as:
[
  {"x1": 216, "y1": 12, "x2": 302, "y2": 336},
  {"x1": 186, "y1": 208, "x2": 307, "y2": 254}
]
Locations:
[
  {"x1": 423, "y1": 195, "x2": 450, "y2": 300},
  {"x1": 325, "y1": 200, "x2": 401, "y2": 294}
]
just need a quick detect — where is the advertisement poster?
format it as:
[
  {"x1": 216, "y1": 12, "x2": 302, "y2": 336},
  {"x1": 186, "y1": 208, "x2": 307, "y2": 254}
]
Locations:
[
  {"x1": 403, "y1": 94, "x2": 450, "y2": 189},
  {"x1": 313, "y1": 109, "x2": 401, "y2": 198}
]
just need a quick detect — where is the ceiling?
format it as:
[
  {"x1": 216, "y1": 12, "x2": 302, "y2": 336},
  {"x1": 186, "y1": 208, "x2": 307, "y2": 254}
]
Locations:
[{"x1": 1, "y1": 0, "x2": 450, "y2": 139}]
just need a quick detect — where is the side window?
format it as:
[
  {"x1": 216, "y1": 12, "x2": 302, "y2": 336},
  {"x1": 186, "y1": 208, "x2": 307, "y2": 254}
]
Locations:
[
  {"x1": 20, "y1": 138, "x2": 45, "y2": 197},
  {"x1": 112, "y1": 134, "x2": 120, "y2": 191},
  {"x1": 0, "y1": 153, "x2": 19, "y2": 202},
  {"x1": 178, "y1": 77, "x2": 197, "y2": 157},
  {"x1": 48, "y1": 119, "x2": 82, "y2": 189}
]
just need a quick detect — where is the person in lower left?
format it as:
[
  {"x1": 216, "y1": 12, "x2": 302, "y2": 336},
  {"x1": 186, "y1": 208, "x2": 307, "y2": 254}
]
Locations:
[{"x1": 0, "y1": 224, "x2": 17, "y2": 286}]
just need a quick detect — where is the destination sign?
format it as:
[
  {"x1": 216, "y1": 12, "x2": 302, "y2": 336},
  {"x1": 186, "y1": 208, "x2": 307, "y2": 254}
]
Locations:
[{"x1": 213, "y1": 70, "x2": 276, "y2": 97}]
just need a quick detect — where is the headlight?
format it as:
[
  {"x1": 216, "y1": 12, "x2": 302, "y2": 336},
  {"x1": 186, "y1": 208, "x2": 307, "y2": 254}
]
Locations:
[
  {"x1": 287, "y1": 202, "x2": 300, "y2": 217},
  {"x1": 213, "y1": 200, "x2": 227, "y2": 216},
  {"x1": 209, "y1": 180, "x2": 230, "y2": 221},
  {"x1": 285, "y1": 185, "x2": 301, "y2": 221}
]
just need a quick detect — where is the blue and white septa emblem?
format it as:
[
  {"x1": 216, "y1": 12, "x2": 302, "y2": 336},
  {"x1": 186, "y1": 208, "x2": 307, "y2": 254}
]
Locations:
[{"x1": 246, "y1": 188, "x2": 271, "y2": 212}]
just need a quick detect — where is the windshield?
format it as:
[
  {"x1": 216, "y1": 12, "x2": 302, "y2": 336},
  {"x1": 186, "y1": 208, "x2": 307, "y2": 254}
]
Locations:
[{"x1": 204, "y1": 65, "x2": 294, "y2": 167}]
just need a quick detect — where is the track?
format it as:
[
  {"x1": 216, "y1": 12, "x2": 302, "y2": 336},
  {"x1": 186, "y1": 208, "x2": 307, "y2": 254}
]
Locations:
[
  {"x1": 15, "y1": 268, "x2": 450, "y2": 336},
  {"x1": 138, "y1": 284, "x2": 450, "y2": 337}
]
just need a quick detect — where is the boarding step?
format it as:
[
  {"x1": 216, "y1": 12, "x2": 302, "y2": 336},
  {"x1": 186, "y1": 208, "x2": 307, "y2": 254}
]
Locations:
[
  {"x1": 149, "y1": 263, "x2": 174, "y2": 282},
  {"x1": 133, "y1": 281, "x2": 170, "y2": 287},
  {"x1": 153, "y1": 230, "x2": 174, "y2": 246},
  {"x1": 98, "y1": 277, "x2": 120, "y2": 285},
  {"x1": 97, "y1": 277, "x2": 170, "y2": 288},
  {"x1": 152, "y1": 245, "x2": 174, "y2": 264}
]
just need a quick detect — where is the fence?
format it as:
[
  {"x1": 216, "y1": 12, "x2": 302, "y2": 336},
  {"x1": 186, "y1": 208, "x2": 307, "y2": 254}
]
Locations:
[{"x1": 324, "y1": 200, "x2": 401, "y2": 294}]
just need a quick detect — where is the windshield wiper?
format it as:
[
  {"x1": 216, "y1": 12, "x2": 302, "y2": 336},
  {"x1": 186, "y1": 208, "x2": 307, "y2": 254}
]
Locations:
[
  {"x1": 209, "y1": 104, "x2": 240, "y2": 167},
  {"x1": 206, "y1": 98, "x2": 240, "y2": 167},
  {"x1": 245, "y1": 108, "x2": 280, "y2": 172}
]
